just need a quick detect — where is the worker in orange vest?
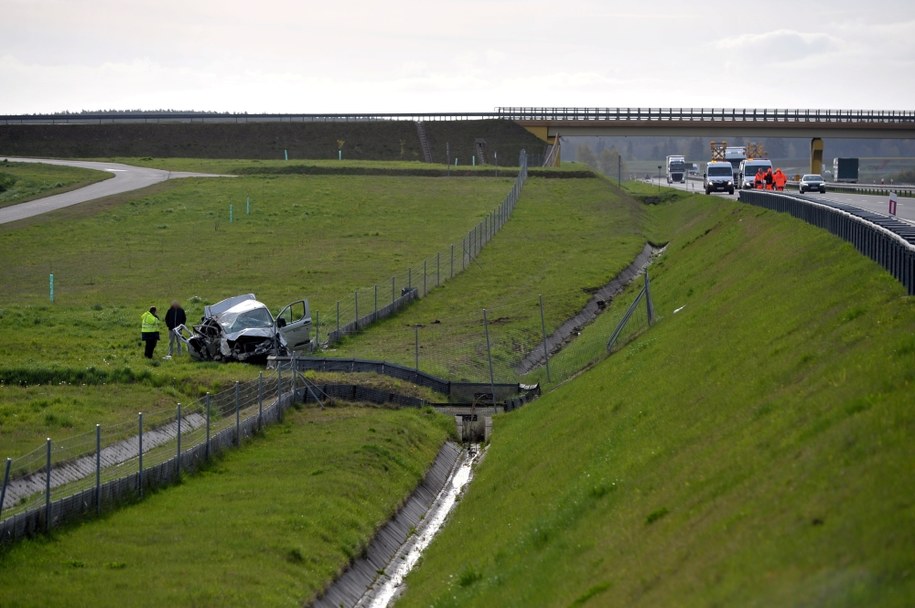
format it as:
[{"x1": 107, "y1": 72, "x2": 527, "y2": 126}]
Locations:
[
  {"x1": 764, "y1": 168, "x2": 774, "y2": 190},
  {"x1": 754, "y1": 168, "x2": 765, "y2": 189},
  {"x1": 773, "y1": 168, "x2": 787, "y2": 191}
]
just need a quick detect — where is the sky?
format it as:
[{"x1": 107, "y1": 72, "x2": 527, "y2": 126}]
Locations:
[{"x1": 2, "y1": 0, "x2": 914, "y2": 114}]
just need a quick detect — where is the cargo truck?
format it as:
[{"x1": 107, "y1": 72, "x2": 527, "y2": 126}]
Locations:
[
  {"x1": 724, "y1": 146, "x2": 746, "y2": 177},
  {"x1": 833, "y1": 158, "x2": 859, "y2": 183},
  {"x1": 666, "y1": 155, "x2": 687, "y2": 183}
]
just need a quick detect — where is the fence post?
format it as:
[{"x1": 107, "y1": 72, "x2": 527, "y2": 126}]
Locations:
[
  {"x1": 408, "y1": 267, "x2": 412, "y2": 289},
  {"x1": 374, "y1": 284, "x2": 378, "y2": 321},
  {"x1": 644, "y1": 270, "x2": 655, "y2": 326},
  {"x1": 95, "y1": 424, "x2": 101, "y2": 516},
  {"x1": 415, "y1": 325, "x2": 420, "y2": 371},
  {"x1": 205, "y1": 393, "x2": 211, "y2": 460},
  {"x1": 235, "y1": 382, "x2": 241, "y2": 446},
  {"x1": 539, "y1": 295, "x2": 552, "y2": 383},
  {"x1": 423, "y1": 259, "x2": 427, "y2": 296},
  {"x1": 436, "y1": 252, "x2": 441, "y2": 286},
  {"x1": 258, "y1": 373, "x2": 264, "y2": 429},
  {"x1": 176, "y1": 403, "x2": 182, "y2": 479},
  {"x1": 315, "y1": 311, "x2": 320, "y2": 347},
  {"x1": 391, "y1": 276, "x2": 396, "y2": 304},
  {"x1": 483, "y1": 309, "x2": 496, "y2": 401},
  {"x1": 462, "y1": 237, "x2": 467, "y2": 271},
  {"x1": 0, "y1": 457, "x2": 11, "y2": 521},
  {"x1": 451, "y1": 243, "x2": 455, "y2": 278},
  {"x1": 336, "y1": 301, "x2": 340, "y2": 336},
  {"x1": 45, "y1": 438, "x2": 52, "y2": 532},
  {"x1": 138, "y1": 412, "x2": 143, "y2": 496}
]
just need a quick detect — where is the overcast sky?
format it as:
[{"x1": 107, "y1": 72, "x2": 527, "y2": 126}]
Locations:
[{"x1": 2, "y1": 0, "x2": 914, "y2": 114}]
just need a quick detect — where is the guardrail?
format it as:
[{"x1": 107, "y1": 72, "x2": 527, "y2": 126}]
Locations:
[
  {"x1": 738, "y1": 190, "x2": 915, "y2": 295},
  {"x1": 497, "y1": 107, "x2": 915, "y2": 123},
  {"x1": 784, "y1": 182, "x2": 915, "y2": 198}
]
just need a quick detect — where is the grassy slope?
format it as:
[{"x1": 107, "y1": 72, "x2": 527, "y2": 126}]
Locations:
[
  {"x1": 0, "y1": 161, "x2": 110, "y2": 209},
  {"x1": 0, "y1": 173, "x2": 508, "y2": 454},
  {"x1": 399, "y1": 196, "x2": 915, "y2": 606},
  {"x1": 0, "y1": 405, "x2": 453, "y2": 607},
  {"x1": 330, "y1": 176, "x2": 646, "y2": 382}
]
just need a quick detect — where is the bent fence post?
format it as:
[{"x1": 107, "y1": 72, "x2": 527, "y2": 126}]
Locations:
[{"x1": 539, "y1": 295, "x2": 552, "y2": 383}]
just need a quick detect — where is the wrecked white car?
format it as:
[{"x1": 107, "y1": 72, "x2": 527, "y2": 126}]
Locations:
[{"x1": 175, "y1": 293, "x2": 312, "y2": 363}]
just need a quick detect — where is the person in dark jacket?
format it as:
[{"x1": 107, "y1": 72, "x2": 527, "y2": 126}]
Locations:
[
  {"x1": 164, "y1": 300, "x2": 187, "y2": 358},
  {"x1": 140, "y1": 306, "x2": 161, "y2": 359}
]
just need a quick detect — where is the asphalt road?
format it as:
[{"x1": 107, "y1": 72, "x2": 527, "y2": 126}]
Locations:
[
  {"x1": 0, "y1": 157, "x2": 231, "y2": 225},
  {"x1": 651, "y1": 177, "x2": 915, "y2": 225}
]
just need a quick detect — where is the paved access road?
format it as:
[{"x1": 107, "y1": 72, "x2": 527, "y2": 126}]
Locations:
[
  {"x1": 0, "y1": 157, "x2": 232, "y2": 225},
  {"x1": 651, "y1": 177, "x2": 915, "y2": 225}
]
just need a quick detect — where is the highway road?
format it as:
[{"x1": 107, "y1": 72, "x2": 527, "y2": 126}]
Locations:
[
  {"x1": 650, "y1": 177, "x2": 915, "y2": 225},
  {"x1": 0, "y1": 157, "x2": 231, "y2": 225}
]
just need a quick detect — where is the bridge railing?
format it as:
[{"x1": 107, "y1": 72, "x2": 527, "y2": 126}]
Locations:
[{"x1": 497, "y1": 107, "x2": 915, "y2": 124}]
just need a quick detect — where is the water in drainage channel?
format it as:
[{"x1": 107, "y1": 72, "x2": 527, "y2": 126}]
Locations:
[
  {"x1": 312, "y1": 442, "x2": 483, "y2": 607},
  {"x1": 359, "y1": 444, "x2": 483, "y2": 608}
]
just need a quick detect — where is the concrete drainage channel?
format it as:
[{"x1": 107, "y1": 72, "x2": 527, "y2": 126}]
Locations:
[{"x1": 312, "y1": 442, "x2": 484, "y2": 608}]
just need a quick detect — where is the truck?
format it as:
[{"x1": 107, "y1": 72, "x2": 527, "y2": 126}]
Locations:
[
  {"x1": 833, "y1": 157, "x2": 859, "y2": 183},
  {"x1": 704, "y1": 161, "x2": 735, "y2": 195},
  {"x1": 724, "y1": 146, "x2": 746, "y2": 177},
  {"x1": 666, "y1": 155, "x2": 687, "y2": 183}
]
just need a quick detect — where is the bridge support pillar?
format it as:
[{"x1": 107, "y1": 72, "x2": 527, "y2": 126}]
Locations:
[
  {"x1": 810, "y1": 137, "x2": 823, "y2": 175},
  {"x1": 520, "y1": 125, "x2": 560, "y2": 166}
]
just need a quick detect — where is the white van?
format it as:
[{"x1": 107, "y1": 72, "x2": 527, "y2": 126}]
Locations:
[
  {"x1": 704, "y1": 162, "x2": 735, "y2": 195},
  {"x1": 738, "y1": 159, "x2": 773, "y2": 189}
]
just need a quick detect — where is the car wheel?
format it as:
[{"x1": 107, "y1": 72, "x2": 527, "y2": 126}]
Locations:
[
  {"x1": 728, "y1": 187, "x2": 735, "y2": 195},
  {"x1": 820, "y1": 187, "x2": 826, "y2": 193},
  {"x1": 705, "y1": 187, "x2": 711, "y2": 195},
  {"x1": 799, "y1": 187, "x2": 805, "y2": 193}
]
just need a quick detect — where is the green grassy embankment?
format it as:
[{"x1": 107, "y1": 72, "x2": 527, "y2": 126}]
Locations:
[
  {"x1": 399, "y1": 194, "x2": 915, "y2": 606},
  {"x1": 328, "y1": 175, "x2": 646, "y2": 383},
  {"x1": 0, "y1": 160, "x2": 111, "y2": 209},
  {"x1": 0, "y1": 405, "x2": 453, "y2": 607},
  {"x1": 0, "y1": 172, "x2": 510, "y2": 455}
]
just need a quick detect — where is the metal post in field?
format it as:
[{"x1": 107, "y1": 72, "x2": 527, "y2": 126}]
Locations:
[
  {"x1": 234, "y1": 382, "x2": 241, "y2": 446},
  {"x1": 450, "y1": 243, "x2": 454, "y2": 278},
  {"x1": 539, "y1": 295, "x2": 552, "y2": 383},
  {"x1": 315, "y1": 310, "x2": 320, "y2": 347},
  {"x1": 0, "y1": 457, "x2": 11, "y2": 521},
  {"x1": 138, "y1": 412, "x2": 144, "y2": 495},
  {"x1": 414, "y1": 325, "x2": 420, "y2": 371},
  {"x1": 423, "y1": 259, "x2": 427, "y2": 296},
  {"x1": 462, "y1": 237, "x2": 467, "y2": 270},
  {"x1": 277, "y1": 364, "x2": 282, "y2": 410},
  {"x1": 408, "y1": 267, "x2": 412, "y2": 289},
  {"x1": 205, "y1": 393, "x2": 211, "y2": 460},
  {"x1": 354, "y1": 290, "x2": 359, "y2": 328},
  {"x1": 336, "y1": 301, "x2": 340, "y2": 335},
  {"x1": 436, "y1": 252, "x2": 440, "y2": 287},
  {"x1": 483, "y1": 309, "x2": 496, "y2": 402},
  {"x1": 176, "y1": 403, "x2": 182, "y2": 478},
  {"x1": 645, "y1": 270, "x2": 655, "y2": 325},
  {"x1": 374, "y1": 284, "x2": 378, "y2": 321},
  {"x1": 45, "y1": 438, "x2": 51, "y2": 532},
  {"x1": 391, "y1": 276, "x2": 396, "y2": 304},
  {"x1": 291, "y1": 353, "x2": 297, "y2": 402},
  {"x1": 258, "y1": 373, "x2": 264, "y2": 429},
  {"x1": 95, "y1": 424, "x2": 101, "y2": 515}
]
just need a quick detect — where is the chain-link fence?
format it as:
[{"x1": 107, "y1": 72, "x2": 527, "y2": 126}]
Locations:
[
  {"x1": 0, "y1": 362, "x2": 301, "y2": 543},
  {"x1": 318, "y1": 150, "x2": 529, "y2": 345}
]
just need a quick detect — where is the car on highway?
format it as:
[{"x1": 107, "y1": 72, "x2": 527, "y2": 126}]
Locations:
[
  {"x1": 175, "y1": 293, "x2": 312, "y2": 363},
  {"x1": 799, "y1": 174, "x2": 827, "y2": 194},
  {"x1": 704, "y1": 161, "x2": 735, "y2": 195}
]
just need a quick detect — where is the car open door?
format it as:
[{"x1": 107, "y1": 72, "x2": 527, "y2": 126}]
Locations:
[{"x1": 275, "y1": 299, "x2": 312, "y2": 351}]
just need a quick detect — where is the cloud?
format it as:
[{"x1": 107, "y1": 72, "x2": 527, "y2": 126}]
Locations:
[{"x1": 714, "y1": 29, "x2": 842, "y2": 64}]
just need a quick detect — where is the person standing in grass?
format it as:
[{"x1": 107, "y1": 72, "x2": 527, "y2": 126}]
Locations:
[
  {"x1": 140, "y1": 306, "x2": 161, "y2": 359},
  {"x1": 164, "y1": 300, "x2": 186, "y2": 359}
]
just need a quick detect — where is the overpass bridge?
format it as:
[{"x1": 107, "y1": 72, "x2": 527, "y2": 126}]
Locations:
[{"x1": 3, "y1": 107, "x2": 914, "y2": 171}]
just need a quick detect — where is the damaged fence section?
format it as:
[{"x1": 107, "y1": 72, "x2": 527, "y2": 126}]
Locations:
[{"x1": 319, "y1": 150, "x2": 528, "y2": 346}]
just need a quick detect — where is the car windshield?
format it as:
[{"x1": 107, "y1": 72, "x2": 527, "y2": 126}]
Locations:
[
  {"x1": 220, "y1": 307, "x2": 275, "y2": 333},
  {"x1": 708, "y1": 166, "x2": 732, "y2": 177},
  {"x1": 803, "y1": 175, "x2": 823, "y2": 181},
  {"x1": 669, "y1": 162, "x2": 686, "y2": 171},
  {"x1": 746, "y1": 164, "x2": 770, "y2": 173}
]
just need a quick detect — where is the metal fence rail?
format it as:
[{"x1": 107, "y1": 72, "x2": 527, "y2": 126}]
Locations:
[
  {"x1": 739, "y1": 190, "x2": 915, "y2": 295},
  {"x1": 497, "y1": 107, "x2": 915, "y2": 124}
]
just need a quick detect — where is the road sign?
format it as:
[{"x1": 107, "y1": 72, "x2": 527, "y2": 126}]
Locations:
[{"x1": 889, "y1": 192, "x2": 898, "y2": 216}]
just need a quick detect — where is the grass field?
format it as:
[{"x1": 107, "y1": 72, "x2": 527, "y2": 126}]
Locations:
[
  {"x1": 328, "y1": 175, "x2": 647, "y2": 383},
  {"x1": 0, "y1": 171, "x2": 512, "y2": 455},
  {"x1": 397, "y1": 193, "x2": 915, "y2": 606},
  {"x1": 0, "y1": 405, "x2": 453, "y2": 607},
  {"x1": 0, "y1": 160, "x2": 110, "y2": 209}
]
